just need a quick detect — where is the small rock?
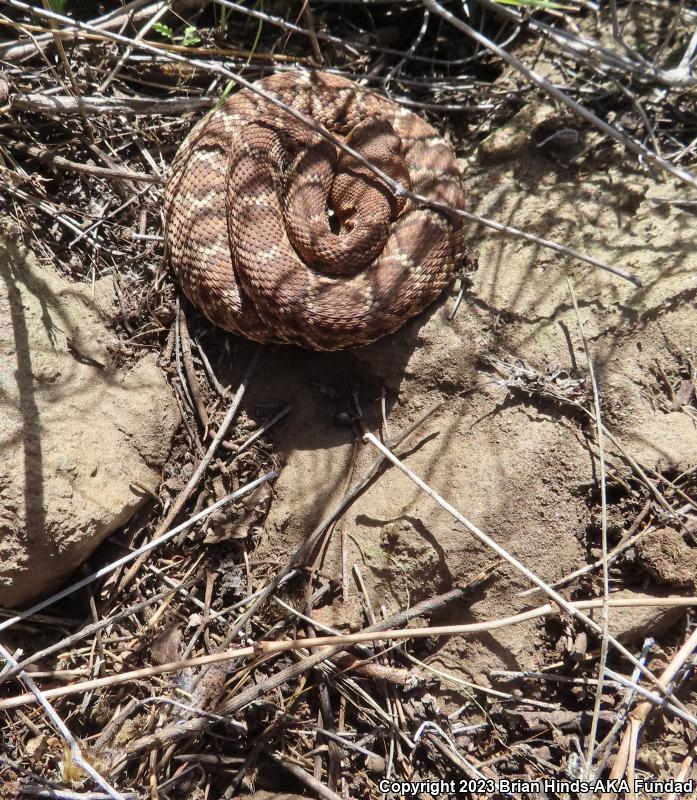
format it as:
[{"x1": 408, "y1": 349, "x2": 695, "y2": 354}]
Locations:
[
  {"x1": 616, "y1": 180, "x2": 648, "y2": 213},
  {"x1": 151, "y1": 625, "x2": 183, "y2": 665},
  {"x1": 478, "y1": 102, "x2": 558, "y2": 164},
  {"x1": 25, "y1": 733, "x2": 47, "y2": 761},
  {"x1": 365, "y1": 753, "x2": 386, "y2": 773},
  {"x1": 570, "y1": 631, "x2": 588, "y2": 660},
  {"x1": 636, "y1": 528, "x2": 697, "y2": 589}
]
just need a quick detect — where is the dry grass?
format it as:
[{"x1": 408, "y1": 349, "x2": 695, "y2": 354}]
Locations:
[{"x1": 0, "y1": 1, "x2": 696, "y2": 798}]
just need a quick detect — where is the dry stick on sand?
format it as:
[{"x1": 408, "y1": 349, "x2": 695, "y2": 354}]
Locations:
[
  {"x1": 0, "y1": 577, "x2": 199, "y2": 682},
  {"x1": 488, "y1": 355, "x2": 680, "y2": 522},
  {"x1": 602, "y1": 625, "x2": 697, "y2": 799},
  {"x1": 115, "y1": 343, "x2": 263, "y2": 593},
  {"x1": 116, "y1": 402, "x2": 447, "y2": 756},
  {"x1": 0, "y1": 472, "x2": 276, "y2": 641},
  {"x1": 0, "y1": 643, "x2": 124, "y2": 800},
  {"x1": 126, "y1": 597, "x2": 697, "y2": 758},
  {"x1": 567, "y1": 279, "x2": 611, "y2": 781},
  {"x1": 529, "y1": 638, "x2": 654, "y2": 770},
  {"x1": 6, "y1": 0, "x2": 642, "y2": 287},
  {"x1": 423, "y1": 0, "x2": 697, "y2": 191},
  {"x1": 517, "y1": 500, "x2": 653, "y2": 597},
  {"x1": 177, "y1": 307, "x2": 209, "y2": 429},
  {"x1": 476, "y1": 0, "x2": 697, "y2": 88},
  {"x1": 358, "y1": 428, "x2": 690, "y2": 708},
  {"x1": 122, "y1": 402, "x2": 465, "y2": 758},
  {"x1": 3, "y1": 596, "x2": 696, "y2": 715},
  {"x1": 213, "y1": 401, "x2": 446, "y2": 649}
]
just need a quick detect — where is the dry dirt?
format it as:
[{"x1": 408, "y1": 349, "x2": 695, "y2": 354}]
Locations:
[
  {"x1": 2, "y1": 2, "x2": 696, "y2": 796},
  {"x1": 221, "y1": 102, "x2": 697, "y2": 688},
  {"x1": 3, "y1": 92, "x2": 694, "y2": 788}
]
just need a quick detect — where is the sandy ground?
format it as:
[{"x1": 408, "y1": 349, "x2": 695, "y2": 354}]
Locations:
[
  {"x1": 0, "y1": 4, "x2": 697, "y2": 796},
  {"x1": 217, "y1": 103, "x2": 697, "y2": 689}
]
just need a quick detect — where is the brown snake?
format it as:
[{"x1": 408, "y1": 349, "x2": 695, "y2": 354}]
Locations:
[{"x1": 164, "y1": 71, "x2": 466, "y2": 351}]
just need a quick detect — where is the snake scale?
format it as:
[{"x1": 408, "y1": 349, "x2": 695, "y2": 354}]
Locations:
[{"x1": 164, "y1": 70, "x2": 466, "y2": 351}]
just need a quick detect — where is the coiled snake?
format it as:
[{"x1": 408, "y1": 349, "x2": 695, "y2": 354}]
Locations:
[{"x1": 164, "y1": 71, "x2": 465, "y2": 351}]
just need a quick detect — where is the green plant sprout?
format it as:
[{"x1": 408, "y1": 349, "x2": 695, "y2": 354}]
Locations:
[{"x1": 152, "y1": 22, "x2": 201, "y2": 47}]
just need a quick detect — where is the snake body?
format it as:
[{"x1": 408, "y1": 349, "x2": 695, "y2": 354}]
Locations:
[{"x1": 164, "y1": 71, "x2": 465, "y2": 350}]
